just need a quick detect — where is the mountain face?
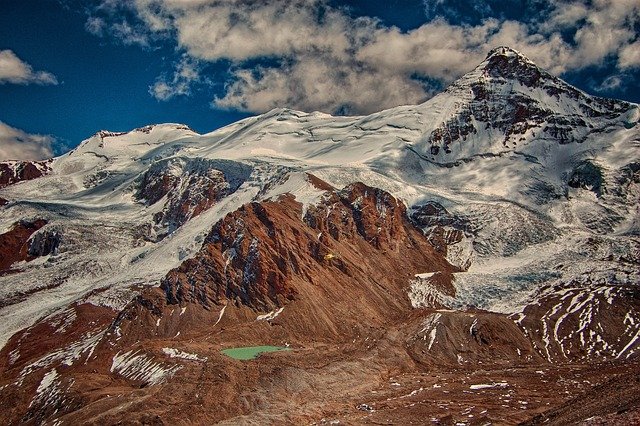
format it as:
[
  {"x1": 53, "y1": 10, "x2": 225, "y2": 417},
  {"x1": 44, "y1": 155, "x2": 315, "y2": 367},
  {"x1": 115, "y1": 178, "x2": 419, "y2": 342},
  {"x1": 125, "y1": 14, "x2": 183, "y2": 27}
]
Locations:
[
  {"x1": 424, "y1": 46, "x2": 634, "y2": 156},
  {"x1": 0, "y1": 160, "x2": 51, "y2": 194},
  {"x1": 0, "y1": 47, "x2": 639, "y2": 425}
]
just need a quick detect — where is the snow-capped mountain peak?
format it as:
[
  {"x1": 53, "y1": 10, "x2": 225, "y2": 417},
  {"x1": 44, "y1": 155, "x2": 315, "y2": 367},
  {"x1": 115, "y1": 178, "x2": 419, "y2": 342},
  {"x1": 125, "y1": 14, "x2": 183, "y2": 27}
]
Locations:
[
  {"x1": 0, "y1": 48, "x2": 638, "y2": 425},
  {"x1": 414, "y1": 46, "x2": 636, "y2": 161},
  {"x1": 479, "y1": 45, "x2": 542, "y2": 80}
]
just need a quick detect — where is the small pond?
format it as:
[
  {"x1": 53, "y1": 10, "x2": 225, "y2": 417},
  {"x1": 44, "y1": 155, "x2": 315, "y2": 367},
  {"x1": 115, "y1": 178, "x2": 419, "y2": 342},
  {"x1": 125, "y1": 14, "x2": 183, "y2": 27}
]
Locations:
[{"x1": 221, "y1": 345, "x2": 290, "y2": 360}]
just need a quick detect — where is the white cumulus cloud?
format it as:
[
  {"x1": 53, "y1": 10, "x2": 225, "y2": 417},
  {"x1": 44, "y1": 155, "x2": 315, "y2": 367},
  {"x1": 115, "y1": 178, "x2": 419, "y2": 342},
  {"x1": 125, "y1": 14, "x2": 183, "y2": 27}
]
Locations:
[
  {"x1": 87, "y1": 0, "x2": 640, "y2": 114},
  {"x1": 149, "y1": 56, "x2": 201, "y2": 100},
  {"x1": 618, "y1": 40, "x2": 640, "y2": 69},
  {"x1": 0, "y1": 122, "x2": 55, "y2": 161},
  {"x1": 0, "y1": 50, "x2": 58, "y2": 85}
]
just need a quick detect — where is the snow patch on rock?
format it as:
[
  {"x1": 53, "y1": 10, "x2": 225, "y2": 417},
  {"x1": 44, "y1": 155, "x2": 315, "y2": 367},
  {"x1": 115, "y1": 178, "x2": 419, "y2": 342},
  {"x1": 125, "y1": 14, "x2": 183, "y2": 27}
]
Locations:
[
  {"x1": 162, "y1": 347, "x2": 207, "y2": 362},
  {"x1": 111, "y1": 350, "x2": 181, "y2": 385},
  {"x1": 257, "y1": 307, "x2": 284, "y2": 321}
]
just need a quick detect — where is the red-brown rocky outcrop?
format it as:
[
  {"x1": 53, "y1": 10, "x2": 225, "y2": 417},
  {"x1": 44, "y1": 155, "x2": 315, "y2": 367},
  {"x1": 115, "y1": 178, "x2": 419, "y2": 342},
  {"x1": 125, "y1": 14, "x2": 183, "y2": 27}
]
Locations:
[
  {"x1": 135, "y1": 158, "x2": 252, "y2": 238},
  {"x1": 0, "y1": 160, "x2": 51, "y2": 189},
  {"x1": 155, "y1": 177, "x2": 454, "y2": 339},
  {"x1": 0, "y1": 176, "x2": 637, "y2": 425},
  {"x1": 0, "y1": 219, "x2": 48, "y2": 273}
]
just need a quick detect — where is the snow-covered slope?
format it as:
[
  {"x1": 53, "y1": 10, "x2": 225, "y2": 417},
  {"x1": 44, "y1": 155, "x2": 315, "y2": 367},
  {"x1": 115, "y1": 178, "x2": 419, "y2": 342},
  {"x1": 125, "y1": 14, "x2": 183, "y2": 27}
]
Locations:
[{"x1": 0, "y1": 46, "x2": 638, "y2": 360}]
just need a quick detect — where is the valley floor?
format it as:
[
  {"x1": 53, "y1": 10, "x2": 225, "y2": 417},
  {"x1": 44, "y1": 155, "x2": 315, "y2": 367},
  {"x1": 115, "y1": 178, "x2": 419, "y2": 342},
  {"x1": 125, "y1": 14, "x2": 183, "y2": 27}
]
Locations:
[{"x1": 4, "y1": 304, "x2": 635, "y2": 426}]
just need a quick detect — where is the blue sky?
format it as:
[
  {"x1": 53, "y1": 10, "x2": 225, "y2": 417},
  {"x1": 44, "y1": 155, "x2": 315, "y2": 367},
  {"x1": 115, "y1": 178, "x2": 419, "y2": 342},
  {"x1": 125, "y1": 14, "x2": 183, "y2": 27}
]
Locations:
[{"x1": 1, "y1": 0, "x2": 639, "y2": 160}]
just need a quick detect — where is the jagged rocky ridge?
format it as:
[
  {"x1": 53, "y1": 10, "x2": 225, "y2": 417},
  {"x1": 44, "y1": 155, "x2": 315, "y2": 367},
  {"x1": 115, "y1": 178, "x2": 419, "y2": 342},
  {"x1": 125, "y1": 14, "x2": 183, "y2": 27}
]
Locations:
[
  {"x1": 425, "y1": 47, "x2": 633, "y2": 154},
  {"x1": 0, "y1": 47, "x2": 638, "y2": 424},
  {"x1": 0, "y1": 159, "x2": 52, "y2": 189}
]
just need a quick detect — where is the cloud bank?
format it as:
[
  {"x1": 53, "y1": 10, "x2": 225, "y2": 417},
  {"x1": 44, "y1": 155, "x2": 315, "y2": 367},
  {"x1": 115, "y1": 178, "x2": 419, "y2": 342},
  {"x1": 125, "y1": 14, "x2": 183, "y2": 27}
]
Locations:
[
  {"x1": 149, "y1": 56, "x2": 201, "y2": 101},
  {"x1": 87, "y1": 0, "x2": 640, "y2": 114},
  {"x1": 0, "y1": 50, "x2": 58, "y2": 85},
  {"x1": 0, "y1": 122, "x2": 55, "y2": 161}
]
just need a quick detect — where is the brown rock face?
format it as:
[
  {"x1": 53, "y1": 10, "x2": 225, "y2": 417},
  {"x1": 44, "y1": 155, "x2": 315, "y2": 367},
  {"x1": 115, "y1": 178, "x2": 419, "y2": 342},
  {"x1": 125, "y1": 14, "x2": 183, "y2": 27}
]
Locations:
[
  {"x1": 516, "y1": 282, "x2": 640, "y2": 362},
  {"x1": 406, "y1": 310, "x2": 543, "y2": 367},
  {"x1": 0, "y1": 219, "x2": 48, "y2": 273},
  {"x1": 0, "y1": 303, "x2": 117, "y2": 424},
  {"x1": 160, "y1": 178, "x2": 454, "y2": 332},
  {"x1": 135, "y1": 158, "x2": 252, "y2": 237},
  {"x1": 0, "y1": 160, "x2": 51, "y2": 189}
]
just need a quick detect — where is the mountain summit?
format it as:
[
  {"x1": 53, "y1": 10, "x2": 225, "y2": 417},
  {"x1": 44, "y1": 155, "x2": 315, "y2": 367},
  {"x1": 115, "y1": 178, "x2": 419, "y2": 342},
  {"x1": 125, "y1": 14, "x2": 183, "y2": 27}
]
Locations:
[
  {"x1": 419, "y1": 46, "x2": 635, "y2": 159},
  {"x1": 0, "y1": 48, "x2": 638, "y2": 425},
  {"x1": 481, "y1": 46, "x2": 543, "y2": 81}
]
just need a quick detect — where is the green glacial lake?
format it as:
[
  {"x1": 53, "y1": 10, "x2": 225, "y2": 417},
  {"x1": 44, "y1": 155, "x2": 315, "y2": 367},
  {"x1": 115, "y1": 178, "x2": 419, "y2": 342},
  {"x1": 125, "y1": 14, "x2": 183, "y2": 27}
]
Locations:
[{"x1": 221, "y1": 345, "x2": 290, "y2": 360}]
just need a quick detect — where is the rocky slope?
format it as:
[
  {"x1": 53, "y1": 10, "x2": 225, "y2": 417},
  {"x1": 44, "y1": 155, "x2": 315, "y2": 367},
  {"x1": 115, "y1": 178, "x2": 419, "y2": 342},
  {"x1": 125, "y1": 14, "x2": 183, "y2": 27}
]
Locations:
[
  {"x1": 0, "y1": 219, "x2": 49, "y2": 274},
  {"x1": 0, "y1": 160, "x2": 52, "y2": 189},
  {"x1": 0, "y1": 47, "x2": 638, "y2": 425}
]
